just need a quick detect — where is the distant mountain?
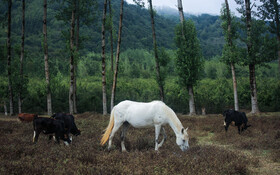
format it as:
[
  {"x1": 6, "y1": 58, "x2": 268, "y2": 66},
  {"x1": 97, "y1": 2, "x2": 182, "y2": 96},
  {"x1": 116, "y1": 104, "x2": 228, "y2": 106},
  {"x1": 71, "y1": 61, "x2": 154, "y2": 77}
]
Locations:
[{"x1": 0, "y1": 0, "x2": 225, "y2": 76}]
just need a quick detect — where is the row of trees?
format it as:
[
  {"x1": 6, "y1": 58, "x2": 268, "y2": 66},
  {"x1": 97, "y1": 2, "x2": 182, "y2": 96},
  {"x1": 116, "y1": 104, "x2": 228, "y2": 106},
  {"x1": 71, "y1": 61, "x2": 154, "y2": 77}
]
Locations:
[
  {"x1": 1, "y1": 0, "x2": 279, "y2": 116},
  {"x1": 2, "y1": 0, "x2": 97, "y2": 115}
]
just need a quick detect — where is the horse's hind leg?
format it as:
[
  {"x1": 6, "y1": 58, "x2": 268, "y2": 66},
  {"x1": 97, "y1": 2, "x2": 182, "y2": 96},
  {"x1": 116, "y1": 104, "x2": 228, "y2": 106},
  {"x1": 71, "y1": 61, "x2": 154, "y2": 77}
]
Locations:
[
  {"x1": 120, "y1": 122, "x2": 129, "y2": 152},
  {"x1": 108, "y1": 122, "x2": 122, "y2": 150},
  {"x1": 158, "y1": 127, "x2": 167, "y2": 148}
]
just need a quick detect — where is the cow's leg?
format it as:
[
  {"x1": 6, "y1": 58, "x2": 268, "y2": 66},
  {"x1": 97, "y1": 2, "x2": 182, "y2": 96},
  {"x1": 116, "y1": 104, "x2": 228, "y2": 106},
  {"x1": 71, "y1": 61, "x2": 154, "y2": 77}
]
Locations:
[
  {"x1": 238, "y1": 125, "x2": 241, "y2": 134},
  {"x1": 63, "y1": 133, "x2": 71, "y2": 145},
  {"x1": 224, "y1": 123, "x2": 230, "y2": 132},
  {"x1": 33, "y1": 130, "x2": 41, "y2": 143},
  {"x1": 154, "y1": 124, "x2": 162, "y2": 151},
  {"x1": 120, "y1": 122, "x2": 129, "y2": 152},
  {"x1": 54, "y1": 132, "x2": 61, "y2": 144},
  {"x1": 158, "y1": 127, "x2": 167, "y2": 148},
  {"x1": 108, "y1": 122, "x2": 122, "y2": 150}
]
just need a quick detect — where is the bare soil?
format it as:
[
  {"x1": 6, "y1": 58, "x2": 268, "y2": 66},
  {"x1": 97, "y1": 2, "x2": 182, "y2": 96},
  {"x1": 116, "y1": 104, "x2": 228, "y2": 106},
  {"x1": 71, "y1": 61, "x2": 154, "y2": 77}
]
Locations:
[{"x1": 0, "y1": 112, "x2": 279, "y2": 174}]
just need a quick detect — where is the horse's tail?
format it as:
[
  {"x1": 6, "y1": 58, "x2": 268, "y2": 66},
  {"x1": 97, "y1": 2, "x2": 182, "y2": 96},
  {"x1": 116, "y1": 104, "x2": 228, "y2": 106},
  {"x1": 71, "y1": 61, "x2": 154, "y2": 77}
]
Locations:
[{"x1": 100, "y1": 109, "x2": 115, "y2": 145}]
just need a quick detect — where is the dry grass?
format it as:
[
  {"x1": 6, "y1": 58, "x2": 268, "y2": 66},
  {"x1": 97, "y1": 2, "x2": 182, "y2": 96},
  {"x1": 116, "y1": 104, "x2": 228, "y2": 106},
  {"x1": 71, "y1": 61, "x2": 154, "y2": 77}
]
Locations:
[{"x1": 0, "y1": 112, "x2": 279, "y2": 174}]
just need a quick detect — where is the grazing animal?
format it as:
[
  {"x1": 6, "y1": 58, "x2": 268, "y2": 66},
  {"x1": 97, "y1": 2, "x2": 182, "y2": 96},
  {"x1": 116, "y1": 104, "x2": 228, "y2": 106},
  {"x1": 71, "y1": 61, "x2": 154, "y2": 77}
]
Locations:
[
  {"x1": 223, "y1": 109, "x2": 251, "y2": 134},
  {"x1": 33, "y1": 117, "x2": 71, "y2": 144},
  {"x1": 101, "y1": 100, "x2": 189, "y2": 152},
  {"x1": 18, "y1": 113, "x2": 38, "y2": 122},
  {"x1": 51, "y1": 113, "x2": 81, "y2": 137}
]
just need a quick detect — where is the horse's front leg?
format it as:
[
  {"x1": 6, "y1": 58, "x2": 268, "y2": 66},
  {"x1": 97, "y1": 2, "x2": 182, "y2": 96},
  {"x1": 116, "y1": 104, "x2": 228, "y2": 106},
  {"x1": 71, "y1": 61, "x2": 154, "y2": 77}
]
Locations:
[
  {"x1": 158, "y1": 127, "x2": 167, "y2": 148},
  {"x1": 154, "y1": 125, "x2": 161, "y2": 151}
]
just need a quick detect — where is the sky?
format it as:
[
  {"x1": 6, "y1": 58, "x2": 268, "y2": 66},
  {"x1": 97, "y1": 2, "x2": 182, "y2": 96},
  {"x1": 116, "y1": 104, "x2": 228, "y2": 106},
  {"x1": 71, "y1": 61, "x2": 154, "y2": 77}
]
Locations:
[{"x1": 125, "y1": 0, "x2": 262, "y2": 16}]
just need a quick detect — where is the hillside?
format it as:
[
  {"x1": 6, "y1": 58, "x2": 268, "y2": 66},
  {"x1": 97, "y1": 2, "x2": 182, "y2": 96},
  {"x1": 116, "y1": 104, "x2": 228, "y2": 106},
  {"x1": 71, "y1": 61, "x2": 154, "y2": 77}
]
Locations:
[{"x1": 0, "y1": 0, "x2": 224, "y2": 70}]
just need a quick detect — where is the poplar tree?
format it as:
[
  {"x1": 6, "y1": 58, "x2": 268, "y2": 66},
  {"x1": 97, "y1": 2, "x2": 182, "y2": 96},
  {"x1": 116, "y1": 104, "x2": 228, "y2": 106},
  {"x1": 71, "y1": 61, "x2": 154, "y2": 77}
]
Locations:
[
  {"x1": 235, "y1": 0, "x2": 277, "y2": 114},
  {"x1": 220, "y1": 0, "x2": 240, "y2": 111},
  {"x1": 258, "y1": 0, "x2": 280, "y2": 77},
  {"x1": 7, "y1": 0, "x2": 13, "y2": 116},
  {"x1": 175, "y1": 20, "x2": 204, "y2": 115}
]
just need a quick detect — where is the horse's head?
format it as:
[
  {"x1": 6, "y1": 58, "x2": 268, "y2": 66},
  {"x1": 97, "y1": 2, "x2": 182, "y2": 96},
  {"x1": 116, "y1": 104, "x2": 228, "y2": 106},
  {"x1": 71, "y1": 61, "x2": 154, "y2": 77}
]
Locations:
[{"x1": 176, "y1": 128, "x2": 189, "y2": 151}]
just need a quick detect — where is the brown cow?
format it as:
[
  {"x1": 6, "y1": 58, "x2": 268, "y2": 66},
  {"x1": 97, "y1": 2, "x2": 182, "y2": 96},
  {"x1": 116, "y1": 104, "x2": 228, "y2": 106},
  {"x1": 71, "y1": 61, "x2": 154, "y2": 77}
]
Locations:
[{"x1": 18, "y1": 113, "x2": 38, "y2": 122}]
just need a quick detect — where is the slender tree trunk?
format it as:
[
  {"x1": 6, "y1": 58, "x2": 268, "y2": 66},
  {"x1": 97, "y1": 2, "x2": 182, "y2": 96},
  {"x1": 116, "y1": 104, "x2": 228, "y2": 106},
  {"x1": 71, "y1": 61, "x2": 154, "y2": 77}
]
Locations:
[
  {"x1": 225, "y1": 0, "x2": 239, "y2": 111},
  {"x1": 69, "y1": 0, "x2": 76, "y2": 115},
  {"x1": 245, "y1": 0, "x2": 259, "y2": 114},
  {"x1": 43, "y1": 0, "x2": 52, "y2": 115},
  {"x1": 274, "y1": 0, "x2": 280, "y2": 77},
  {"x1": 109, "y1": 0, "x2": 114, "y2": 72},
  {"x1": 101, "y1": 0, "x2": 108, "y2": 115},
  {"x1": 19, "y1": 0, "x2": 25, "y2": 114},
  {"x1": 7, "y1": 0, "x2": 14, "y2": 116},
  {"x1": 111, "y1": 0, "x2": 124, "y2": 111},
  {"x1": 177, "y1": 0, "x2": 185, "y2": 22},
  {"x1": 188, "y1": 85, "x2": 196, "y2": 115},
  {"x1": 231, "y1": 63, "x2": 239, "y2": 111},
  {"x1": 73, "y1": 0, "x2": 79, "y2": 114},
  {"x1": 249, "y1": 64, "x2": 259, "y2": 113},
  {"x1": 148, "y1": 0, "x2": 164, "y2": 101},
  {"x1": 4, "y1": 101, "x2": 8, "y2": 116}
]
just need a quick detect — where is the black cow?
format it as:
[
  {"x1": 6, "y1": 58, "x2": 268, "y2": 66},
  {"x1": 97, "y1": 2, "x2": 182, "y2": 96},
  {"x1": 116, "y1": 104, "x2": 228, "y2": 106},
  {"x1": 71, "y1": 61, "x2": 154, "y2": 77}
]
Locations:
[
  {"x1": 33, "y1": 117, "x2": 71, "y2": 144},
  {"x1": 223, "y1": 109, "x2": 251, "y2": 134},
  {"x1": 51, "y1": 113, "x2": 80, "y2": 142}
]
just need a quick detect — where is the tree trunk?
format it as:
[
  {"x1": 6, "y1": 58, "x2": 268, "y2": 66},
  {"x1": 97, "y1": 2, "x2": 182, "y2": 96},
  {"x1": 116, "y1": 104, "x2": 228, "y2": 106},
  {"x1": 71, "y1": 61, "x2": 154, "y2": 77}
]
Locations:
[
  {"x1": 43, "y1": 0, "x2": 52, "y2": 115},
  {"x1": 4, "y1": 101, "x2": 8, "y2": 116},
  {"x1": 7, "y1": 0, "x2": 13, "y2": 116},
  {"x1": 19, "y1": 0, "x2": 25, "y2": 114},
  {"x1": 109, "y1": 0, "x2": 114, "y2": 72},
  {"x1": 225, "y1": 0, "x2": 239, "y2": 111},
  {"x1": 274, "y1": 0, "x2": 280, "y2": 77},
  {"x1": 188, "y1": 85, "x2": 196, "y2": 115},
  {"x1": 73, "y1": 0, "x2": 79, "y2": 114},
  {"x1": 148, "y1": 0, "x2": 164, "y2": 101},
  {"x1": 111, "y1": 0, "x2": 124, "y2": 111},
  {"x1": 69, "y1": 0, "x2": 76, "y2": 115},
  {"x1": 101, "y1": 0, "x2": 108, "y2": 115},
  {"x1": 177, "y1": 0, "x2": 184, "y2": 22},
  {"x1": 249, "y1": 64, "x2": 259, "y2": 113},
  {"x1": 245, "y1": 0, "x2": 259, "y2": 114},
  {"x1": 231, "y1": 63, "x2": 239, "y2": 111}
]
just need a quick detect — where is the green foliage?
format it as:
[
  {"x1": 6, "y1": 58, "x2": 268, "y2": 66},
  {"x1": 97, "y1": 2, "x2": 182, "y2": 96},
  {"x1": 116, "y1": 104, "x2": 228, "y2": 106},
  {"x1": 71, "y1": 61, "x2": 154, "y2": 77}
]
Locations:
[{"x1": 175, "y1": 19, "x2": 204, "y2": 87}]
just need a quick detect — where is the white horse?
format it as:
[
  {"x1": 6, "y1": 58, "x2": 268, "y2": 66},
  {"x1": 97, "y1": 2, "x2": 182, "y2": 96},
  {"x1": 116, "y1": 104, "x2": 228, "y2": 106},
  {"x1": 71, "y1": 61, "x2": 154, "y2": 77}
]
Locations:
[{"x1": 101, "y1": 100, "x2": 189, "y2": 152}]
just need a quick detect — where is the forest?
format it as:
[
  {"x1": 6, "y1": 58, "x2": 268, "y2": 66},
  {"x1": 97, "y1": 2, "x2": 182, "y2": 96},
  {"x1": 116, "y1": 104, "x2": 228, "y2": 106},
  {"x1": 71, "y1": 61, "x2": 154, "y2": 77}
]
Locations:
[{"x1": 0, "y1": 0, "x2": 279, "y2": 115}]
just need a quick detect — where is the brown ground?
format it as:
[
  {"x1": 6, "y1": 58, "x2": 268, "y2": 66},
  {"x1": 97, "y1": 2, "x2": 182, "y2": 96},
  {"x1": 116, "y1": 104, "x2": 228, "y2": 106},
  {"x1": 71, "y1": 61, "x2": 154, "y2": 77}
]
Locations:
[{"x1": 0, "y1": 112, "x2": 279, "y2": 175}]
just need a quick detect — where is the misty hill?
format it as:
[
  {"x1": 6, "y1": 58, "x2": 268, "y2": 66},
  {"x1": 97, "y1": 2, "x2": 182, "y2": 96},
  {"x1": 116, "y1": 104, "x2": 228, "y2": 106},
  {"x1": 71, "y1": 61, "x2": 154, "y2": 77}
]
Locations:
[{"x1": 0, "y1": 0, "x2": 224, "y2": 76}]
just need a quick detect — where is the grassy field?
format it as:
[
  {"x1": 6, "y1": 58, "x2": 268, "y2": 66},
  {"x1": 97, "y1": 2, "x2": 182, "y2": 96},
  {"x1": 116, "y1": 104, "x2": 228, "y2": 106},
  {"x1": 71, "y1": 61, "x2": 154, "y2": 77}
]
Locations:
[{"x1": 0, "y1": 112, "x2": 279, "y2": 174}]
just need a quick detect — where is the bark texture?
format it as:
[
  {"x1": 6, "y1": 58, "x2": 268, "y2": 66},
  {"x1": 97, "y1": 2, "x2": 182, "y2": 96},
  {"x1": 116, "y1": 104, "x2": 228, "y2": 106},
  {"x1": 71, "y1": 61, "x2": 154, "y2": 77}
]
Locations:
[
  {"x1": 101, "y1": 0, "x2": 108, "y2": 115},
  {"x1": 111, "y1": 0, "x2": 124, "y2": 110},
  {"x1": 19, "y1": 0, "x2": 25, "y2": 114},
  {"x1": 69, "y1": 0, "x2": 76, "y2": 115},
  {"x1": 7, "y1": 0, "x2": 14, "y2": 116},
  {"x1": 148, "y1": 0, "x2": 164, "y2": 101}
]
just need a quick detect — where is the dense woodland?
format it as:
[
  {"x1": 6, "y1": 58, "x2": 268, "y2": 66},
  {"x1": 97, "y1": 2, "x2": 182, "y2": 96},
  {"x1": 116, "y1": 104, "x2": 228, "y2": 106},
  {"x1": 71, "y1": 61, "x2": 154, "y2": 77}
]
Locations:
[{"x1": 0, "y1": 0, "x2": 279, "y2": 115}]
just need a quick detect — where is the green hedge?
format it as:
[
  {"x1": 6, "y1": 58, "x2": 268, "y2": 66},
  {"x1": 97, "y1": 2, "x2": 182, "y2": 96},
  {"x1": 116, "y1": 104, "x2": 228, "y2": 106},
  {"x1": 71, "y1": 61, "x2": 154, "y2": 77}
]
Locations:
[{"x1": 0, "y1": 76, "x2": 279, "y2": 114}]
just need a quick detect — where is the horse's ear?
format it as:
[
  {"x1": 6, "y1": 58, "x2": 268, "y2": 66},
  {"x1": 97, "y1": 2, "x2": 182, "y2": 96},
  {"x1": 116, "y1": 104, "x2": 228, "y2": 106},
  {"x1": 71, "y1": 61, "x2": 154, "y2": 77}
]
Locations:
[{"x1": 185, "y1": 127, "x2": 188, "y2": 131}]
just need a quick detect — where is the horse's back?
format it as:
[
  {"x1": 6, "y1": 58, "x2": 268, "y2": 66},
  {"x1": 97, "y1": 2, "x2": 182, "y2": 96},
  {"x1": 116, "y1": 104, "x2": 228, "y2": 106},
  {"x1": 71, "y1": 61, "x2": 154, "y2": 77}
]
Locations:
[{"x1": 114, "y1": 100, "x2": 168, "y2": 128}]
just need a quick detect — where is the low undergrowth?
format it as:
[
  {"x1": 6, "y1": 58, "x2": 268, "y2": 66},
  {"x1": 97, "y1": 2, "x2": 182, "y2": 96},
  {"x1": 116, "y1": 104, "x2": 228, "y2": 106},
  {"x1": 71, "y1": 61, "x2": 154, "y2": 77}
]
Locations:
[{"x1": 0, "y1": 112, "x2": 279, "y2": 174}]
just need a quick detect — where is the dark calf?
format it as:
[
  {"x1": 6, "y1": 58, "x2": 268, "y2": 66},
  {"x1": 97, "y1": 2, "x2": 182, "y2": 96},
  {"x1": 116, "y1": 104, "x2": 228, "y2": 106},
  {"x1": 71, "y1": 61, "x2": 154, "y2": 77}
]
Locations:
[
  {"x1": 33, "y1": 117, "x2": 71, "y2": 144},
  {"x1": 51, "y1": 113, "x2": 80, "y2": 142},
  {"x1": 223, "y1": 109, "x2": 251, "y2": 134}
]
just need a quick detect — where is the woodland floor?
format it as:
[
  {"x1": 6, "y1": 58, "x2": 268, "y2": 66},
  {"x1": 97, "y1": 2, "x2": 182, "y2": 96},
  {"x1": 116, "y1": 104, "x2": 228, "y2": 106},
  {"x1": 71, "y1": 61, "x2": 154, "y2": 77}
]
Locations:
[{"x1": 0, "y1": 112, "x2": 279, "y2": 175}]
